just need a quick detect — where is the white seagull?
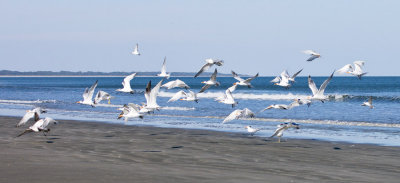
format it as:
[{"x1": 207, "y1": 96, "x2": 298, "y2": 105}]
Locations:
[
  {"x1": 16, "y1": 107, "x2": 47, "y2": 127},
  {"x1": 161, "y1": 79, "x2": 190, "y2": 90},
  {"x1": 261, "y1": 104, "x2": 290, "y2": 111},
  {"x1": 199, "y1": 69, "x2": 220, "y2": 93},
  {"x1": 308, "y1": 71, "x2": 334, "y2": 102},
  {"x1": 116, "y1": 73, "x2": 137, "y2": 94},
  {"x1": 273, "y1": 70, "x2": 291, "y2": 88},
  {"x1": 231, "y1": 71, "x2": 259, "y2": 88},
  {"x1": 157, "y1": 57, "x2": 171, "y2": 79},
  {"x1": 194, "y1": 58, "x2": 224, "y2": 77},
  {"x1": 132, "y1": 43, "x2": 140, "y2": 55},
  {"x1": 167, "y1": 90, "x2": 198, "y2": 103},
  {"x1": 303, "y1": 50, "x2": 321, "y2": 61},
  {"x1": 141, "y1": 79, "x2": 165, "y2": 113},
  {"x1": 336, "y1": 61, "x2": 367, "y2": 79},
  {"x1": 17, "y1": 115, "x2": 58, "y2": 137},
  {"x1": 94, "y1": 91, "x2": 114, "y2": 104},
  {"x1": 244, "y1": 126, "x2": 261, "y2": 136},
  {"x1": 118, "y1": 103, "x2": 144, "y2": 121},
  {"x1": 217, "y1": 90, "x2": 238, "y2": 108},
  {"x1": 77, "y1": 80, "x2": 98, "y2": 106},
  {"x1": 270, "y1": 122, "x2": 300, "y2": 143},
  {"x1": 361, "y1": 96, "x2": 374, "y2": 109},
  {"x1": 222, "y1": 108, "x2": 255, "y2": 123}
]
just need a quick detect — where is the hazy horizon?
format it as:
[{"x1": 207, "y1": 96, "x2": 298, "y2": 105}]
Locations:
[{"x1": 1, "y1": 1, "x2": 399, "y2": 76}]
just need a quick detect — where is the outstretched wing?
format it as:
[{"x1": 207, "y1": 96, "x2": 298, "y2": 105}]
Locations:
[
  {"x1": 231, "y1": 70, "x2": 244, "y2": 82},
  {"x1": 317, "y1": 71, "x2": 334, "y2": 95},
  {"x1": 168, "y1": 90, "x2": 187, "y2": 102},
  {"x1": 336, "y1": 64, "x2": 353, "y2": 74},
  {"x1": 16, "y1": 111, "x2": 35, "y2": 127},
  {"x1": 270, "y1": 76, "x2": 281, "y2": 83},
  {"x1": 307, "y1": 55, "x2": 319, "y2": 61},
  {"x1": 242, "y1": 108, "x2": 255, "y2": 118},
  {"x1": 194, "y1": 63, "x2": 212, "y2": 78},
  {"x1": 222, "y1": 109, "x2": 242, "y2": 123},
  {"x1": 122, "y1": 73, "x2": 137, "y2": 87},
  {"x1": 244, "y1": 73, "x2": 259, "y2": 83},
  {"x1": 161, "y1": 57, "x2": 167, "y2": 74},
  {"x1": 210, "y1": 69, "x2": 218, "y2": 81},
  {"x1": 291, "y1": 69, "x2": 303, "y2": 79},
  {"x1": 270, "y1": 126, "x2": 285, "y2": 137},
  {"x1": 308, "y1": 75, "x2": 318, "y2": 96},
  {"x1": 83, "y1": 80, "x2": 98, "y2": 101},
  {"x1": 199, "y1": 84, "x2": 211, "y2": 93}
]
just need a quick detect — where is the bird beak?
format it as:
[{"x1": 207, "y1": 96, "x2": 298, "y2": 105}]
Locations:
[{"x1": 118, "y1": 114, "x2": 123, "y2": 118}]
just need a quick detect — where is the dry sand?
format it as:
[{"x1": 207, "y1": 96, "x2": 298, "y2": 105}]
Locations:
[{"x1": 1, "y1": 116, "x2": 399, "y2": 183}]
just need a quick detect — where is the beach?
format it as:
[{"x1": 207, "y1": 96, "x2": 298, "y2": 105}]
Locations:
[{"x1": 0, "y1": 116, "x2": 399, "y2": 183}]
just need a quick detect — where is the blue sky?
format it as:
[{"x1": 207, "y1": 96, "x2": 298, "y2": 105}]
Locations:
[{"x1": 0, "y1": 0, "x2": 399, "y2": 76}]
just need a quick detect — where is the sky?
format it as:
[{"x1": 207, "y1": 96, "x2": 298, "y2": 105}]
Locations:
[{"x1": 0, "y1": 0, "x2": 399, "y2": 76}]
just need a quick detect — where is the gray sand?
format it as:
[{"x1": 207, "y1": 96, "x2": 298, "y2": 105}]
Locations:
[{"x1": 1, "y1": 116, "x2": 399, "y2": 183}]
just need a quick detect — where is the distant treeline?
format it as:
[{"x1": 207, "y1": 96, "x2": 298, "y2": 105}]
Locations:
[{"x1": 0, "y1": 70, "x2": 236, "y2": 77}]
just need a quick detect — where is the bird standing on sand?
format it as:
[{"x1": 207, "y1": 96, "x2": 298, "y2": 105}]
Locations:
[
  {"x1": 244, "y1": 126, "x2": 260, "y2": 136},
  {"x1": 270, "y1": 122, "x2": 300, "y2": 143},
  {"x1": 194, "y1": 58, "x2": 224, "y2": 77},
  {"x1": 76, "y1": 80, "x2": 98, "y2": 107},
  {"x1": 303, "y1": 50, "x2": 321, "y2": 61},
  {"x1": 231, "y1": 71, "x2": 259, "y2": 88},
  {"x1": 116, "y1": 73, "x2": 137, "y2": 94},
  {"x1": 361, "y1": 96, "x2": 374, "y2": 109},
  {"x1": 16, "y1": 107, "x2": 47, "y2": 127}
]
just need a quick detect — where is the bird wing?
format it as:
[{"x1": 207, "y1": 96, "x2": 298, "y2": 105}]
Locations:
[
  {"x1": 270, "y1": 126, "x2": 285, "y2": 137},
  {"x1": 168, "y1": 90, "x2": 187, "y2": 102},
  {"x1": 225, "y1": 89, "x2": 235, "y2": 102},
  {"x1": 134, "y1": 43, "x2": 139, "y2": 52},
  {"x1": 231, "y1": 70, "x2": 244, "y2": 82},
  {"x1": 244, "y1": 73, "x2": 259, "y2": 83},
  {"x1": 161, "y1": 57, "x2": 167, "y2": 74},
  {"x1": 161, "y1": 80, "x2": 174, "y2": 89},
  {"x1": 210, "y1": 68, "x2": 218, "y2": 82},
  {"x1": 199, "y1": 84, "x2": 211, "y2": 93},
  {"x1": 122, "y1": 73, "x2": 137, "y2": 87},
  {"x1": 308, "y1": 75, "x2": 318, "y2": 96},
  {"x1": 280, "y1": 70, "x2": 290, "y2": 79},
  {"x1": 303, "y1": 50, "x2": 317, "y2": 55},
  {"x1": 291, "y1": 69, "x2": 303, "y2": 79},
  {"x1": 214, "y1": 60, "x2": 224, "y2": 66},
  {"x1": 222, "y1": 109, "x2": 242, "y2": 123},
  {"x1": 336, "y1": 64, "x2": 353, "y2": 74},
  {"x1": 307, "y1": 55, "x2": 319, "y2": 61},
  {"x1": 194, "y1": 63, "x2": 212, "y2": 77},
  {"x1": 144, "y1": 81, "x2": 151, "y2": 104},
  {"x1": 94, "y1": 91, "x2": 110, "y2": 104},
  {"x1": 242, "y1": 108, "x2": 255, "y2": 118},
  {"x1": 16, "y1": 111, "x2": 35, "y2": 127},
  {"x1": 83, "y1": 80, "x2": 98, "y2": 101},
  {"x1": 368, "y1": 96, "x2": 373, "y2": 105},
  {"x1": 149, "y1": 78, "x2": 165, "y2": 106},
  {"x1": 317, "y1": 71, "x2": 334, "y2": 95},
  {"x1": 270, "y1": 76, "x2": 281, "y2": 83},
  {"x1": 353, "y1": 61, "x2": 365, "y2": 73}
]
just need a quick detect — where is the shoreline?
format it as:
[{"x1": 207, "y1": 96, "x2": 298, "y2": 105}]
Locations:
[{"x1": 1, "y1": 115, "x2": 400, "y2": 182}]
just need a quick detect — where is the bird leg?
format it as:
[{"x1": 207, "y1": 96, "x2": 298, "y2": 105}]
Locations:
[{"x1": 108, "y1": 99, "x2": 111, "y2": 104}]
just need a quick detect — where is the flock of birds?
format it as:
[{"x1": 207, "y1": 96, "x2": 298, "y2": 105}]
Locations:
[{"x1": 15, "y1": 45, "x2": 373, "y2": 143}]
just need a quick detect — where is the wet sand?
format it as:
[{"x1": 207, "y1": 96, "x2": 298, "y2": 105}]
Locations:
[{"x1": 1, "y1": 116, "x2": 399, "y2": 183}]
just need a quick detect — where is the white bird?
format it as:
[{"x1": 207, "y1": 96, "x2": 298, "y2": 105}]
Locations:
[
  {"x1": 303, "y1": 50, "x2": 321, "y2": 61},
  {"x1": 142, "y1": 79, "x2": 165, "y2": 112},
  {"x1": 361, "y1": 96, "x2": 374, "y2": 109},
  {"x1": 217, "y1": 90, "x2": 238, "y2": 108},
  {"x1": 222, "y1": 108, "x2": 255, "y2": 123},
  {"x1": 76, "y1": 80, "x2": 98, "y2": 106},
  {"x1": 231, "y1": 71, "x2": 259, "y2": 88},
  {"x1": 16, "y1": 107, "x2": 47, "y2": 127},
  {"x1": 288, "y1": 69, "x2": 303, "y2": 83},
  {"x1": 161, "y1": 79, "x2": 190, "y2": 90},
  {"x1": 116, "y1": 73, "x2": 137, "y2": 93},
  {"x1": 131, "y1": 43, "x2": 140, "y2": 55},
  {"x1": 157, "y1": 57, "x2": 171, "y2": 79},
  {"x1": 297, "y1": 98, "x2": 312, "y2": 107},
  {"x1": 261, "y1": 104, "x2": 290, "y2": 111},
  {"x1": 17, "y1": 115, "x2": 58, "y2": 137},
  {"x1": 215, "y1": 85, "x2": 237, "y2": 102},
  {"x1": 227, "y1": 84, "x2": 237, "y2": 93},
  {"x1": 168, "y1": 90, "x2": 198, "y2": 103},
  {"x1": 336, "y1": 61, "x2": 367, "y2": 79},
  {"x1": 270, "y1": 122, "x2": 300, "y2": 143},
  {"x1": 308, "y1": 71, "x2": 334, "y2": 101},
  {"x1": 244, "y1": 126, "x2": 261, "y2": 136},
  {"x1": 273, "y1": 70, "x2": 291, "y2": 88},
  {"x1": 94, "y1": 91, "x2": 113, "y2": 104},
  {"x1": 118, "y1": 103, "x2": 144, "y2": 121},
  {"x1": 199, "y1": 69, "x2": 220, "y2": 93},
  {"x1": 194, "y1": 58, "x2": 224, "y2": 77}
]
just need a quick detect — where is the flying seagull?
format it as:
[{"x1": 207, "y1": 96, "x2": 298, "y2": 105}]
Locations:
[
  {"x1": 361, "y1": 96, "x2": 374, "y2": 109},
  {"x1": 199, "y1": 69, "x2": 220, "y2": 93},
  {"x1": 116, "y1": 73, "x2": 137, "y2": 94},
  {"x1": 308, "y1": 71, "x2": 335, "y2": 102},
  {"x1": 132, "y1": 43, "x2": 140, "y2": 55},
  {"x1": 222, "y1": 108, "x2": 255, "y2": 123},
  {"x1": 94, "y1": 91, "x2": 114, "y2": 104},
  {"x1": 157, "y1": 57, "x2": 171, "y2": 79},
  {"x1": 336, "y1": 61, "x2": 367, "y2": 79},
  {"x1": 17, "y1": 114, "x2": 58, "y2": 137},
  {"x1": 194, "y1": 58, "x2": 224, "y2": 77},
  {"x1": 161, "y1": 79, "x2": 190, "y2": 90},
  {"x1": 16, "y1": 107, "x2": 47, "y2": 127},
  {"x1": 303, "y1": 50, "x2": 321, "y2": 61},
  {"x1": 77, "y1": 80, "x2": 98, "y2": 107},
  {"x1": 231, "y1": 71, "x2": 259, "y2": 88}
]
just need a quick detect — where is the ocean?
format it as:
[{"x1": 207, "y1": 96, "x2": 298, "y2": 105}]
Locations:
[{"x1": 0, "y1": 76, "x2": 399, "y2": 146}]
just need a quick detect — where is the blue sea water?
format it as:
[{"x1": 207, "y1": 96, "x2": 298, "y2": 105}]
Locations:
[{"x1": 0, "y1": 76, "x2": 399, "y2": 146}]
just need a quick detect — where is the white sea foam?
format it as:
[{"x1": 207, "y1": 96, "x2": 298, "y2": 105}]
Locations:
[
  {"x1": 159, "y1": 91, "x2": 346, "y2": 101},
  {"x1": 161, "y1": 106, "x2": 196, "y2": 111},
  {"x1": 0, "y1": 99, "x2": 57, "y2": 104}
]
